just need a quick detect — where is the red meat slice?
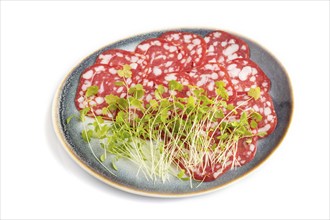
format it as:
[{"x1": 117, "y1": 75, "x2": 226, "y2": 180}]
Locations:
[
  {"x1": 135, "y1": 38, "x2": 188, "y2": 77},
  {"x1": 228, "y1": 92, "x2": 277, "y2": 137},
  {"x1": 160, "y1": 31, "x2": 207, "y2": 70},
  {"x1": 255, "y1": 92, "x2": 277, "y2": 136},
  {"x1": 188, "y1": 62, "x2": 237, "y2": 102},
  {"x1": 178, "y1": 136, "x2": 257, "y2": 182},
  {"x1": 234, "y1": 136, "x2": 258, "y2": 166},
  {"x1": 75, "y1": 64, "x2": 132, "y2": 118},
  {"x1": 204, "y1": 30, "x2": 250, "y2": 63},
  {"x1": 140, "y1": 72, "x2": 195, "y2": 103},
  {"x1": 95, "y1": 49, "x2": 147, "y2": 83},
  {"x1": 135, "y1": 38, "x2": 167, "y2": 55},
  {"x1": 225, "y1": 58, "x2": 271, "y2": 93},
  {"x1": 187, "y1": 159, "x2": 232, "y2": 182}
]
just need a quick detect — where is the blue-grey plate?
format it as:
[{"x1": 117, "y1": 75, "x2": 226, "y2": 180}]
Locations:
[{"x1": 52, "y1": 28, "x2": 293, "y2": 197}]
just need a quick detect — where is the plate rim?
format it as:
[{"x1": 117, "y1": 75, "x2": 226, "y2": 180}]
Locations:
[{"x1": 52, "y1": 27, "x2": 294, "y2": 198}]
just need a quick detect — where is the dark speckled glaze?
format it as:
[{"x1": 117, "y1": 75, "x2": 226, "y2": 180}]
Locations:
[{"x1": 52, "y1": 28, "x2": 293, "y2": 197}]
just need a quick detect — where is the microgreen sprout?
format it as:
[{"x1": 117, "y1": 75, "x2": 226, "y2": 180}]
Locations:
[{"x1": 68, "y1": 65, "x2": 263, "y2": 185}]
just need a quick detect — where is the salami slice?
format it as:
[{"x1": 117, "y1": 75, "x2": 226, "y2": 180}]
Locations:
[
  {"x1": 135, "y1": 38, "x2": 188, "y2": 77},
  {"x1": 255, "y1": 92, "x2": 277, "y2": 136},
  {"x1": 204, "y1": 30, "x2": 250, "y2": 63},
  {"x1": 225, "y1": 58, "x2": 271, "y2": 93},
  {"x1": 188, "y1": 62, "x2": 236, "y2": 102},
  {"x1": 229, "y1": 92, "x2": 277, "y2": 136},
  {"x1": 145, "y1": 43, "x2": 188, "y2": 77},
  {"x1": 75, "y1": 65, "x2": 132, "y2": 118},
  {"x1": 235, "y1": 137, "x2": 258, "y2": 166},
  {"x1": 75, "y1": 64, "x2": 107, "y2": 111},
  {"x1": 135, "y1": 38, "x2": 167, "y2": 55},
  {"x1": 95, "y1": 49, "x2": 147, "y2": 83},
  {"x1": 160, "y1": 31, "x2": 207, "y2": 70},
  {"x1": 181, "y1": 134, "x2": 258, "y2": 181},
  {"x1": 141, "y1": 72, "x2": 194, "y2": 103},
  {"x1": 188, "y1": 159, "x2": 232, "y2": 182}
]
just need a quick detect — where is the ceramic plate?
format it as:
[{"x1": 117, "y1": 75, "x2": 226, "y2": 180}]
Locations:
[{"x1": 52, "y1": 28, "x2": 293, "y2": 197}]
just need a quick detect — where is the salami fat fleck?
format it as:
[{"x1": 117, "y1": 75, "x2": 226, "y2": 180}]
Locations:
[
  {"x1": 225, "y1": 58, "x2": 271, "y2": 93},
  {"x1": 160, "y1": 31, "x2": 207, "y2": 70},
  {"x1": 204, "y1": 30, "x2": 250, "y2": 63},
  {"x1": 95, "y1": 49, "x2": 147, "y2": 83},
  {"x1": 188, "y1": 62, "x2": 237, "y2": 102},
  {"x1": 75, "y1": 64, "x2": 131, "y2": 118}
]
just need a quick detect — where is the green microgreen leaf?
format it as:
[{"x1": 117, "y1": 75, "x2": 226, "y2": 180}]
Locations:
[
  {"x1": 86, "y1": 86, "x2": 99, "y2": 98},
  {"x1": 95, "y1": 116, "x2": 104, "y2": 124},
  {"x1": 154, "y1": 91, "x2": 162, "y2": 100},
  {"x1": 156, "y1": 85, "x2": 165, "y2": 95},
  {"x1": 248, "y1": 87, "x2": 261, "y2": 100},
  {"x1": 168, "y1": 80, "x2": 183, "y2": 91},
  {"x1": 216, "y1": 133, "x2": 228, "y2": 140},
  {"x1": 82, "y1": 129, "x2": 93, "y2": 142},
  {"x1": 114, "y1": 81, "x2": 125, "y2": 86},
  {"x1": 130, "y1": 98, "x2": 143, "y2": 110},
  {"x1": 102, "y1": 107, "x2": 108, "y2": 115},
  {"x1": 115, "y1": 111, "x2": 126, "y2": 123},
  {"x1": 214, "y1": 109, "x2": 224, "y2": 119},
  {"x1": 177, "y1": 169, "x2": 185, "y2": 179},
  {"x1": 187, "y1": 96, "x2": 195, "y2": 106},
  {"x1": 251, "y1": 112, "x2": 263, "y2": 122},
  {"x1": 245, "y1": 138, "x2": 253, "y2": 144},
  {"x1": 117, "y1": 64, "x2": 132, "y2": 78},
  {"x1": 100, "y1": 153, "x2": 106, "y2": 162},
  {"x1": 174, "y1": 102, "x2": 184, "y2": 110},
  {"x1": 105, "y1": 94, "x2": 119, "y2": 105},
  {"x1": 112, "y1": 161, "x2": 118, "y2": 171},
  {"x1": 250, "y1": 120, "x2": 258, "y2": 129},
  {"x1": 215, "y1": 81, "x2": 229, "y2": 100},
  {"x1": 149, "y1": 99, "x2": 158, "y2": 108},
  {"x1": 66, "y1": 114, "x2": 76, "y2": 124},
  {"x1": 226, "y1": 104, "x2": 235, "y2": 111},
  {"x1": 117, "y1": 98, "x2": 128, "y2": 109},
  {"x1": 258, "y1": 131, "x2": 267, "y2": 137},
  {"x1": 80, "y1": 107, "x2": 90, "y2": 122}
]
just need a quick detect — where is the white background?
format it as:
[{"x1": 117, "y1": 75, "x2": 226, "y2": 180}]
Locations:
[{"x1": 1, "y1": 1, "x2": 329, "y2": 219}]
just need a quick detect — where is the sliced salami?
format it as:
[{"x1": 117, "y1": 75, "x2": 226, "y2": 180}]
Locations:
[
  {"x1": 135, "y1": 38, "x2": 167, "y2": 55},
  {"x1": 145, "y1": 43, "x2": 188, "y2": 77},
  {"x1": 75, "y1": 64, "x2": 132, "y2": 118},
  {"x1": 160, "y1": 31, "x2": 207, "y2": 70},
  {"x1": 204, "y1": 30, "x2": 250, "y2": 63},
  {"x1": 189, "y1": 160, "x2": 231, "y2": 182},
  {"x1": 177, "y1": 151, "x2": 232, "y2": 182},
  {"x1": 255, "y1": 92, "x2": 277, "y2": 136},
  {"x1": 225, "y1": 58, "x2": 271, "y2": 93},
  {"x1": 181, "y1": 135, "x2": 258, "y2": 181},
  {"x1": 75, "y1": 64, "x2": 107, "y2": 111},
  {"x1": 235, "y1": 137, "x2": 258, "y2": 166},
  {"x1": 229, "y1": 92, "x2": 277, "y2": 137},
  {"x1": 141, "y1": 72, "x2": 194, "y2": 103},
  {"x1": 95, "y1": 49, "x2": 147, "y2": 83},
  {"x1": 188, "y1": 62, "x2": 236, "y2": 102}
]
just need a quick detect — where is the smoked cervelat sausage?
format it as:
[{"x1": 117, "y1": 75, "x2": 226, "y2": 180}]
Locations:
[{"x1": 74, "y1": 30, "x2": 277, "y2": 181}]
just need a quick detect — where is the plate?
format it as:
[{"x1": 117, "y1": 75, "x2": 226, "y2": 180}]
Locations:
[{"x1": 52, "y1": 28, "x2": 293, "y2": 197}]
